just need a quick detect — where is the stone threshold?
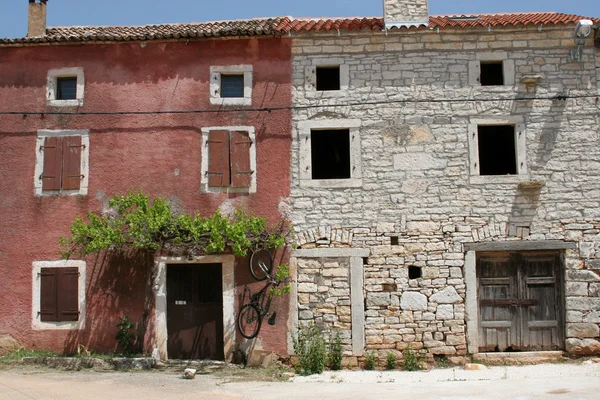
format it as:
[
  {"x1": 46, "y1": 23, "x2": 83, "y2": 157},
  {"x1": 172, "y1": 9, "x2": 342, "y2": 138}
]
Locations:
[
  {"x1": 473, "y1": 351, "x2": 565, "y2": 366},
  {"x1": 20, "y1": 356, "x2": 156, "y2": 370}
]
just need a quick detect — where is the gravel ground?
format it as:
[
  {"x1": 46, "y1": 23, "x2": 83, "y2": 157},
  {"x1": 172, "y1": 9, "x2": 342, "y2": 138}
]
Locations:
[{"x1": 0, "y1": 362, "x2": 599, "y2": 400}]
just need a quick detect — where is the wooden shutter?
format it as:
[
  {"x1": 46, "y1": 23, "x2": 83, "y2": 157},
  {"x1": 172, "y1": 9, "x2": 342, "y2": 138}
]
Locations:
[
  {"x1": 40, "y1": 268, "x2": 58, "y2": 322},
  {"x1": 207, "y1": 130, "x2": 230, "y2": 187},
  {"x1": 41, "y1": 137, "x2": 63, "y2": 191},
  {"x1": 57, "y1": 267, "x2": 79, "y2": 322},
  {"x1": 230, "y1": 130, "x2": 253, "y2": 188},
  {"x1": 61, "y1": 136, "x2": 83, "y2": 190}
]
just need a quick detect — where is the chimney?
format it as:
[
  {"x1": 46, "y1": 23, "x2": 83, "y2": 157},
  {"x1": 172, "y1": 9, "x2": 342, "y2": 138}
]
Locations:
[
  {"x1": 383, "y1": 0, "x2": 429, "y2": 28},
  {"x1": 27, "y1": 0, "x2": 48, "y2": 37}
]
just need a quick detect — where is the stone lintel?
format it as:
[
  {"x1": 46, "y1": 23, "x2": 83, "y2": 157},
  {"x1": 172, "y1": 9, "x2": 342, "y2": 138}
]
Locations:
[
  {"x1": 293, "y1": 248, "x2": 370, "y2": 258},
  {"x1": 464, "y1": 240, "x2": 576, "y2": 252}
]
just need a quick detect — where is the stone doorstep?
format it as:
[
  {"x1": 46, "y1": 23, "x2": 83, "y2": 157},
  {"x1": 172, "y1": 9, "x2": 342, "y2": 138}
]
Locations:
[
  {"x1": 20, "y1": 357, "x2": 156, "y2": 371},
  {"x1": 473, "y1": 351, "x2": 566, "y2": 366}
]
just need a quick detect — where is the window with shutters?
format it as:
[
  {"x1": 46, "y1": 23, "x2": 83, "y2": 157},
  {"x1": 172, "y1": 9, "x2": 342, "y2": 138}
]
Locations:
[
  {"x1": 32, "y1": 260, "x2": 86, "y2": 330},
  {"x1": 34, "y1": 130, "x2": 90, "y2": 196},
  {"x1": 200, "y1": 126, "x2": 257, "y2": 193},
  {"x1": 210, "y1": 65, "x2": 253, "y2": 106},
  {"x1": 47, "y1": 67, "x2": 85, "y2": 106}
]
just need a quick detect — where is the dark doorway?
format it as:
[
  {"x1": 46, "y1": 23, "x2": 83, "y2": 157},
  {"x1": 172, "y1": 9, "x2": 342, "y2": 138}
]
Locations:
[
  {"x1": 477, "y1": 252, "x2": 564, "y2": 352},
  {"x1": 167, "y1": 264, "x2": 224, "y2": 360}
]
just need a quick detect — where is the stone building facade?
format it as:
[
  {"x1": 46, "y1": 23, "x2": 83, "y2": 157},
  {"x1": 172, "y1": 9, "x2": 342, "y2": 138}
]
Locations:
[{"x1": 288, "y1": 4, "x2": 600, "y2": 362}]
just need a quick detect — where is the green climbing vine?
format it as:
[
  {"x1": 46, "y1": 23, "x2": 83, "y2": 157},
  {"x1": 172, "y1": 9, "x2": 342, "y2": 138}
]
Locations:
[{"x1": 60, "y1": 192, "x2": 290, "y2": 260}]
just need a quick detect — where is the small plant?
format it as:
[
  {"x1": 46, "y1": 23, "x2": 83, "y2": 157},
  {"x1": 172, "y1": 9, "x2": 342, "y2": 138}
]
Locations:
[
  {"x1": 293, "y1": 325, "x2": 327, "y2": 376},
  {"x1": 364, "y1": 352, "x2": 377, "y2": 370},
  {"x1": 434, "y1": 354, "x2": 449, "y2": 369},
  {"x1": 116, "y1": 315, "x2": 136, "y2": 355},
  {"x1": 328, "y1": 330, "x2": 343, "y2": 371},
  {"x1": 401, "y1": 345, "x2": 422, "y2": 371},
  {"x1": 386, "y1": 352, "x2": 397, "y2": 370},
  {"x1": 76, "y1": 344, "x2": 92, "y2": 358}
]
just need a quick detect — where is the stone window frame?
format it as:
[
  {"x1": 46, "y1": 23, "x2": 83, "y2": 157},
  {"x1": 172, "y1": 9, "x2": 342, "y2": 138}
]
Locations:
[
  {"x1": 46, "y1": 67, "x2": 85, "y2": 107},
  {"x1": 32, "y1": 260, "x2": 87, "y2": 331},
  {"x1": 210, "y1": 65, "x2": 253, "y2": 106},
  {"x1": 467, "y1": 117, "x2": 528, "y2": 185},
  {"x1": 298, "y1": 119, "x2": 363, "y2": 188},
  {"x1": 34, "y1": 129, "x2": 90, "y2": 197},
  {"x1": 305, "y1": 58, "x2": 350, "y2": 98},
  {"x1": 468, "y1": 52, "x2": 515, "y2": 87},
  {"x1": 200, "y1": 126, "x2": 257, "y2": 194}
]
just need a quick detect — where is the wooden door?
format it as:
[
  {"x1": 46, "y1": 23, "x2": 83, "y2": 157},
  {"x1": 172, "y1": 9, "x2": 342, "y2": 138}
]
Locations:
[
  {"x1": 477, "y1": 252, "x2": 563, "y2": 352},
  {"x1": 167, "y1": 264, "x2": 224, "y2": 360}
]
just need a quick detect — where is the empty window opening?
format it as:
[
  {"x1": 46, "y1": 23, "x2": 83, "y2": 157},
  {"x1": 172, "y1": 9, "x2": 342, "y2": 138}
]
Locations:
[
  {"x1": 409, "y1": 266, "x2": 422, "y2": 280},
  {"x1": 57, "y1": 77, "x2": 77, "y2": 100},
  {"x1": 363, "y1": 257, "x2": 369, "y2": 265},
  {"x1": 382, "y1": 283, "x2": 397, "y2": 292},
  {"x1": 220, "y1": 74, "x2": 244, "y2": 98},
  {"x1": 478, "y1": 125, "x2": 517, "y2": 176},
  {"x1": 391, "y1": 236, "x2": 399, "y2": 246},
  {"x1": 316, "y1": 66, "x2": 341, "y2": 91},
  {"x1": 480, "y1": 61, "x2": 504, "y2": 86},
  {"x1": 311, "y1": 129, "x2": 351, "y2": 180}
]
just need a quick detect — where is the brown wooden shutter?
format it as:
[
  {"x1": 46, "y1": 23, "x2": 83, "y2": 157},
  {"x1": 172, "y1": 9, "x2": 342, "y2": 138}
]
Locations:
[
  {"x1": 230, "y1": 130, "x2": 253, "y2": 188},
  {"x1": 41, "y1": 136, "x2": 63, "y2": 191},
  {"x1": 207, "y1": 130, "x2": 230, "y2": 187},
  {"x1": 40, "y1": 268, "x2": 58, "y2": 322},
  {"x1": 62, "y1": 136, "x2": 82, "y2": 190},
  {"x1": 57, "y1": 267, "x2": 79, "y2": 322}
]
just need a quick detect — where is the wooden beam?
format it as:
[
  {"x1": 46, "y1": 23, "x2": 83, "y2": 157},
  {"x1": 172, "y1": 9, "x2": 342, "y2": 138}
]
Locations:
[{"x1": 464, "y1": 240, "x2": 576, "y2": 252}]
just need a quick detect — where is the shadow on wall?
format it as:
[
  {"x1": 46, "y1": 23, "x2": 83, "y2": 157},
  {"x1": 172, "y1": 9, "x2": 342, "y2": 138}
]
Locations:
[{"x1": 63, "y1": 251, "x2": 154, "y2": 355}]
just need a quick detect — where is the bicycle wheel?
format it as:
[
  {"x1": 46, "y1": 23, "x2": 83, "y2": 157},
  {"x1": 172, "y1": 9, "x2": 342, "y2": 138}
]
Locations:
[
  {"x1": 237, "y1": 304, "x2": 262, "y2": 339},
  {"x1": 249, "y1": 249, "x2": 273, "y2": 281}
]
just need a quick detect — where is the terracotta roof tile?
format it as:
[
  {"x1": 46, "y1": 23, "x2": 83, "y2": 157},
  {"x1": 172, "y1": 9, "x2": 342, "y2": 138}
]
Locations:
[{"x1": 1, "y1": 13, "x2": 598, "y2": 45}]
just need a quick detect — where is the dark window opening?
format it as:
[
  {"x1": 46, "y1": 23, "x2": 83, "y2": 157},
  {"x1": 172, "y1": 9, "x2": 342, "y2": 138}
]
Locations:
[
  {"x1": 311, "y1": 129, "x2": 351, "y2": 180},
  {"x1": 57, "y1": 77, "x2": 77, "y2": 100},
  {"x1": 382, "y1": 283, "x2": 397, "y2": 292},
  {"x1": 480, "y1": 61, "x2": 504, "y2": 86},
  {"x1": 391, "y1": 236, "x2": 399, "y2": 246},
  {"x1": 221, "y1": 74, "x2": 245, "y2": 98},
  {"x1": 478, "y1": 125, "x2": 517, "y2": 176},
  {"x1": 363, "y1": 257, "x2": 369, "y2": 265},
  {"x1": 316, "y1": 66, "x2": 341, "y2": 91},
  {"x1": 409, "y1": 266, "x2": 422, "y2": 280}
]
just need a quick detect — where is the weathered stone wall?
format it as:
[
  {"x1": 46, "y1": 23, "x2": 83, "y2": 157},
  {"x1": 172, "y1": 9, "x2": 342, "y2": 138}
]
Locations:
[
  {"x1": 383, "y1": 0, "x2": 429, "y2": 24},
  {"x1": 290, "y1": 26, "x2": 600, "y2": 357},
  {"x1": 297, "y1": 257, "x2": 352, "y2": 352}
]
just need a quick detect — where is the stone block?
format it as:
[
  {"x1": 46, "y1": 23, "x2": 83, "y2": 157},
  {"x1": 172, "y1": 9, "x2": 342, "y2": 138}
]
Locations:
[
  {"x1": 566, "y1": 282, "x2": 588, "y2": 296},
  {"x1": 436, "y1": 305, "x2": 454, "y2": 320},
  {"x1": 567, "y1": 323, "x2": 599, "y2": 338},
  {"x1": 322, "y1": 268, "x2": 348, "y2": 278},
  {"x1": 183, "y1": 368, "x2": 196, "y2": 379},
  {"x1": 298, "y1": 283, "x2": 318, "y2": 293},
  {"x1": 367, "y1": 292, "x2": 391, "y2": 307},
  {"x1": 0, "y1": 334, "x2": 18, "y2": 356},
  {"x1": 400, "y1": 292, "x2": 428, "y2": 311},
  {"x1": 566, "y1": 338, "x2": 600, "y2": 355},
  {"x1": 406, "y1": 222, "x2": 440, "y2": 234},
  {"x1": 429, "y1": 287, "x2": 462, "y2": 304},
  {"x1": 464, "y1": 363, "x2": 488, "y2": 370},
  {"x1": 430, "y1": 346, "x2": 457, "y2": 355}
]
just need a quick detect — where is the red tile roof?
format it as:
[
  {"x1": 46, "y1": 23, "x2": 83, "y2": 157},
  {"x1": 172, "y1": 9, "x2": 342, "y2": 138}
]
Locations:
[{"x1": 1, "y1": 13, "x2": 597, "y2": 45}]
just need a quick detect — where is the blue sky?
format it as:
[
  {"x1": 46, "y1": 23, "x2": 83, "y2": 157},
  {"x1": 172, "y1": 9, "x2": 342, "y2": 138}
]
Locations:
[{"x1": 1, "y1": 0, "x2": 598, "y2": 38}]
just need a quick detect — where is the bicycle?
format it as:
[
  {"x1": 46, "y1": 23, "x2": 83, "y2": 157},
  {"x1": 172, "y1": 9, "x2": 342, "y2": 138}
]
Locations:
[{"x1": 237, "y1": 249, "x2": 286, "y2": 339}]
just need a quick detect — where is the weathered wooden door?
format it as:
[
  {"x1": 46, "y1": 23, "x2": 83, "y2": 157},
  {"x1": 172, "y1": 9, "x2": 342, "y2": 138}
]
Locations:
[
  {"x1": 167, "y1": 264, "x2": 224, "y2": 360},
  {"x1": 477, "y1": 252, "x2": 563, "y2": 352}
]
